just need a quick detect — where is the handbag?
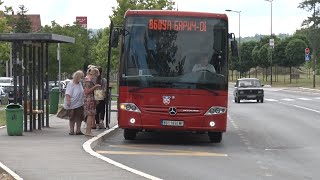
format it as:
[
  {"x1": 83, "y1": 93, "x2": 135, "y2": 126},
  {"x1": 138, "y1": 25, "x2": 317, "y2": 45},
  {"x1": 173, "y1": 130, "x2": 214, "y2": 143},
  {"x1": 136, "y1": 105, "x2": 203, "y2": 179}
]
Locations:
[
  {"x1": 57, "y1": 108, "x2": 74, "y2": 120},
  {"x1": 94, "y1": 88, "x2": 105, "y2": 100}
]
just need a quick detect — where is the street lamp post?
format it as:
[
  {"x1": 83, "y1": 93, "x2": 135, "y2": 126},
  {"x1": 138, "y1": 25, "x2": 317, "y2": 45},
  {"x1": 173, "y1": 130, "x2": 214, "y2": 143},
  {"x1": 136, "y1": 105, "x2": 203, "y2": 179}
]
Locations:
[
  {"x1": 225, "y1": 9, "x2": 241, "y2": 77},
  {"x1": 265, "y1": 0, "x2": 273, "y2": 86}
]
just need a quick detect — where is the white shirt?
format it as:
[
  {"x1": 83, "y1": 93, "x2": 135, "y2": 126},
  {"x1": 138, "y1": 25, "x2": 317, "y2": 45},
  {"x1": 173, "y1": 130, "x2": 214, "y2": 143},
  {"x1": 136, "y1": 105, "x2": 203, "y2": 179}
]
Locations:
[
  {"x1": 63, "y1": 81, "x2": 84, "y2": 109},
  {"x1": 192, "y1": 64, "x2": 216, "y2": 73}
]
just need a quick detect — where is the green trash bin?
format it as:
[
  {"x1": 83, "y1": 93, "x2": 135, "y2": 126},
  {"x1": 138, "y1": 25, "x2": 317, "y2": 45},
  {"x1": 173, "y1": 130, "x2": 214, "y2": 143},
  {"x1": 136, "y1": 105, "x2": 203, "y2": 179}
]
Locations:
[
  {"x1": 49, "y1": 87, "x2": 60, "y2": 114},
  {"x1": 5, "y1": 104, "x2": 23, "y2": 136}
]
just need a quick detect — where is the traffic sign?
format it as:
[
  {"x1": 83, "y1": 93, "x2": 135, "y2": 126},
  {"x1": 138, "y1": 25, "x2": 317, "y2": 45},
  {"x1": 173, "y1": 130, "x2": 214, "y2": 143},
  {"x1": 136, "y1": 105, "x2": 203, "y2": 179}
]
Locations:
[
  {"x1": 269, "y1": 39, "x2": 274, "y2": 48},
  {"x1": 305, "y1": 54, "x2": 310, "y2": 61},
  {"x1": 305, "y1": 48, "x2": 310, "y2": 54}
]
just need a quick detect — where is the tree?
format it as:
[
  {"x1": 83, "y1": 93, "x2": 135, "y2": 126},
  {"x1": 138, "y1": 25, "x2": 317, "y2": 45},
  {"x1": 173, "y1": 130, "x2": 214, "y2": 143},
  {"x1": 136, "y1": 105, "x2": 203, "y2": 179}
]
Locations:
[
  {"x1": 298, "y1": 0, "x2": 320, "y2": 28},
  {"x1": 110, "y1": 0, "x2": 175, "y2": 25},
  {"x1": 229, "y1": 52, "x2": 237, "y2": 80},
  {"x1": 258, "y1": 44, "x2": 272, "y2": 81},
  {"x1": 0, "y1": 0, "x2": 12, "y2": 76},
  {"x1": 240, "y1": 41, "x2": 257, "y2": 77},
  {"x1": 94, "y1": 0, "x2": 175, "y2": 76},
  {"x1": 285, "y1": 38, "x2": 308, "y2": 83},
  {"x1": 41, "y1": 21, "x2": 93, "y2": 80},
  {"x1": 298, "y1": 0, "x2": 320, "y2": 86},
  {"x1": 252, "y1": 45, "x2": 260, "y2": 78},
  {"x1": 14, "y1": 5, "x2": 32, "y2": 33}
]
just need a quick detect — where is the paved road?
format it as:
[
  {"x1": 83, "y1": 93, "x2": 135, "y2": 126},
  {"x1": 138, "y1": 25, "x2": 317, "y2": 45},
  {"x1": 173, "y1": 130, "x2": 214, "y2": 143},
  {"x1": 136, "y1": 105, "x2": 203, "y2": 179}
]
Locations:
[{"x1": 95, "y1": 87, "x2": 320, "y2": 180}]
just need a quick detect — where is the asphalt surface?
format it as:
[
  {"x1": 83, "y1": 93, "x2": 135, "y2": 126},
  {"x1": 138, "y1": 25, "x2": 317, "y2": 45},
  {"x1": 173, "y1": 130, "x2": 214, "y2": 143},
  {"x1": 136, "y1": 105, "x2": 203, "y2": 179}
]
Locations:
[
  {"x1": 0, "y1": 111, "x2": 145, "y2": 180},
  {"x1": 95, "y1": 86, "x2": 320, "y2": 180}
]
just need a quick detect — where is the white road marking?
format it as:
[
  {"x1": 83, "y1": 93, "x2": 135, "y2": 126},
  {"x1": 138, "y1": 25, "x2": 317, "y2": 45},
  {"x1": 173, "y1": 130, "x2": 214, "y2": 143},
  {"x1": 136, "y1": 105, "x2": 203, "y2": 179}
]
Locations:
[
  {"x1": 265, "y1": 173, "x2": 273, "y2": 177},
  {"x1": 260, "y1": 166, "x2": 269, "y2": 170},
  {"x1": 265, "y1": 98, "x2": 278, "y2": 102},
  {"x1": 228, "y1": 115, "x2": 253, "y2": 151},
  {"x1": 83, "y1": 125, "x2": 162, "y2": 180},
  {"x1": 0, "y1": 161, "x2": 23, "y2": 180},
  {"x1": 278, "y1": 102, "x2": 320, "y2": 114},
  {"x1": 315, "y1": 97, "x2": 320, "y2": 99},
  {"x1": 281, "y1": 99, "x2": 295, "y2": 101},
  {"x1": 297, "y1": 98, "x2": 312, "y2": 101},
  {"x1": 0, "y1": 126, "x2": 23, "y2": 179}
]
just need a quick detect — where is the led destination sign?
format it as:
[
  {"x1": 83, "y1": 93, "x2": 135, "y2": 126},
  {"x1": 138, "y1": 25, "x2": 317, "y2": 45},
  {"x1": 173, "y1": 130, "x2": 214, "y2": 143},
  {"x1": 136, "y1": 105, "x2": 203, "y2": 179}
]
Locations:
[{"x1": 149, "y1": 19, "x2": 207, "y2": 32}]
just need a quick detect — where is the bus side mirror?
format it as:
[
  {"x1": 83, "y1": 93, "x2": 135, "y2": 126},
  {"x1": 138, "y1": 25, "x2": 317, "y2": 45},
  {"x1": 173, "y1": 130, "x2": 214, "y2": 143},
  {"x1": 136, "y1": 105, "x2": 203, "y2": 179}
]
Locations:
[
  {"x1": 231, "y1": 40, "x2": 238, "y2": 57},
  {"x1": 229, "y1": 33, "x2": 238, "y2": 57},
  {"x1": 111, "y1": 29, "x2": 120, "y2": 48}
]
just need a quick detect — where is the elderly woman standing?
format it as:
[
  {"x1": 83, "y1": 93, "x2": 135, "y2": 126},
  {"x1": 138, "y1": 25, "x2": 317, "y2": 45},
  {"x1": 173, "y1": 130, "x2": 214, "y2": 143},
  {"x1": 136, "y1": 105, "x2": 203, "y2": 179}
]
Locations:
[
  {"x1": 83, "y1": 66, "x2": 101, "y2": 136},
  {"x1": 64, "y1": 70, "x2": 85, "y2": 135}
]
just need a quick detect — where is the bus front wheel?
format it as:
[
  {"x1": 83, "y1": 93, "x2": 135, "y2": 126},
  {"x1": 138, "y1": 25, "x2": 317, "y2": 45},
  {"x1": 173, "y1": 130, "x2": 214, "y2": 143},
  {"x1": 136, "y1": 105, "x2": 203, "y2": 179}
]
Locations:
[
  {"x1": 208, "y1": 132, "x2": 222, "y2": 143},
  {"x1": 124, "y1": 129, "x2": 137, "y2": 140}
]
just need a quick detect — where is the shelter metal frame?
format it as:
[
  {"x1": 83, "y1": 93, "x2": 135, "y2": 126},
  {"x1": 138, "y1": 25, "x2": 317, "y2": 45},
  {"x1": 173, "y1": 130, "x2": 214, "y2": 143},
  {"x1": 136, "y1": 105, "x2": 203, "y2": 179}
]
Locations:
[{"x1": 0, "y1": 33, "x2": 75, "y2": 131}]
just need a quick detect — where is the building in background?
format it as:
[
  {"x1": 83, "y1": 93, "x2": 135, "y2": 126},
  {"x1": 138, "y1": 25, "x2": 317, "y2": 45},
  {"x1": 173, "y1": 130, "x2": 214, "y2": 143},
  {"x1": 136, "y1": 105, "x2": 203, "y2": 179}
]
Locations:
[{"x1": 3, "y1": 14, "x2": 41, "y2": 77}]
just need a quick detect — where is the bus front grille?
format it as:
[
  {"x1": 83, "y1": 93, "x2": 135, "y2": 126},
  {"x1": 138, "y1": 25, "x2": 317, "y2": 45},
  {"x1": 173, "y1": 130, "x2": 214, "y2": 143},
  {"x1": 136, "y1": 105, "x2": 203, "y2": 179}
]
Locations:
[{"x1": 142, "y1": 106, "x2": 203, "y2": 116}]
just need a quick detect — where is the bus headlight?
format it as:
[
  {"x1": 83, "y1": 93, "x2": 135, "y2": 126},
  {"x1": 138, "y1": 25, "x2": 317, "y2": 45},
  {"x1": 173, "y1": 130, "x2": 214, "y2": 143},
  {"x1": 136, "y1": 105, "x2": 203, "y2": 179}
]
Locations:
[
  {"x1": 205, "y1": 106, "x2": 227, "y2": 115},
  {"x1": 258, "y1": 90, "x2": 263, "y2": 94},
  {"x1": 120, "y1": 103, "x2": 141, "y2": 113}
]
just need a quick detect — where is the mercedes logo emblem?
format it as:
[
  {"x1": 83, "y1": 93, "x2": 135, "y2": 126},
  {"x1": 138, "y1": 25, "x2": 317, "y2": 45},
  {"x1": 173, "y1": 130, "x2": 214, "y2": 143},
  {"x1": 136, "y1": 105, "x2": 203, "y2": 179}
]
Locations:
[{"x1": 168, "y1": 107, "x2": 177, "y2": 115}]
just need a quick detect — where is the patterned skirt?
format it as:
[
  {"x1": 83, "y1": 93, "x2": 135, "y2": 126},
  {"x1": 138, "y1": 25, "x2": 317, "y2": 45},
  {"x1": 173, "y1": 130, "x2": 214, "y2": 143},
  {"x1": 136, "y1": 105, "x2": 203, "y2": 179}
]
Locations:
[{"x1": 84, "y1": 95, "x2": 96, "y2": 117}]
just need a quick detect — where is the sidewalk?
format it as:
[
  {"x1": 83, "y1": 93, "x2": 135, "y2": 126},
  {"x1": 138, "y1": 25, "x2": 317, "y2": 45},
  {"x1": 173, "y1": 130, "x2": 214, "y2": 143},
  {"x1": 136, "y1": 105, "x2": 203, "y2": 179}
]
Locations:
[{"x1": 0, "y1": 114, "x2": 145, "y2": 180}]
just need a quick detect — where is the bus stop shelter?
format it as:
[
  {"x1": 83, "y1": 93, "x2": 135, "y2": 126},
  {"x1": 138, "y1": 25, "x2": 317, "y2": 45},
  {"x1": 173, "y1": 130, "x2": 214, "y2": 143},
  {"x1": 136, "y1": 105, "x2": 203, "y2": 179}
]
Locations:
[{"x1": 0, "y1": 33, "x2": 75, "y2": 132}]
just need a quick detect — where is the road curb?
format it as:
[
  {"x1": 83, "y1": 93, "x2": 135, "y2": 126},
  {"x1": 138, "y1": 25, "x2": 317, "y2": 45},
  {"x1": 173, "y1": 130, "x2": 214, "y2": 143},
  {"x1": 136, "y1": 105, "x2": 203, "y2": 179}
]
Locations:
[
  {"x1": 82, "y1": 125, "x2": 162, "y2": 180},
  {"x1": 0, "y1": 160, "x2": 23, "y2": 180}
]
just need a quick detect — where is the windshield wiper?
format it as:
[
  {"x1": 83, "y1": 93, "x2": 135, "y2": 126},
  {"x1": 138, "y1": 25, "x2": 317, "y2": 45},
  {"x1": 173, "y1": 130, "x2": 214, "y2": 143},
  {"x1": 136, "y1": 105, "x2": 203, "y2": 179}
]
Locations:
[{"x1": 123, "y1": 75, "x2": 153, "y2": 78}]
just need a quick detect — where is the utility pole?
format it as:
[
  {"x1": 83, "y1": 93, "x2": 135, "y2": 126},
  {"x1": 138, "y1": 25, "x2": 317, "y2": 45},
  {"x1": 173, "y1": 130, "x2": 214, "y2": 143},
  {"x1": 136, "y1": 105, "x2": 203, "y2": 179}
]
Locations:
[
  {"x1": 312, "y1": 4, "x2": 316, "y2": 88},
  {"x1": 265, "y1": 0, "x2": 273, "y2": 86},
  {"x1": 225, "y1": 9, "x2": 241, "y2": 77},
  {"x1": 57, "y1": 43, "x2": 61, "y2": 93}
]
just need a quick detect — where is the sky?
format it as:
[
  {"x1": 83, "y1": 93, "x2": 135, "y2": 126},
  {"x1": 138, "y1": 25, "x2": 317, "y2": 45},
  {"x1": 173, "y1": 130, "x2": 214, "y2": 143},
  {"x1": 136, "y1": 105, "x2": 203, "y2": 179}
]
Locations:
[{"x1": 1, "y1": 0, "x2": 311, "y2": 37}]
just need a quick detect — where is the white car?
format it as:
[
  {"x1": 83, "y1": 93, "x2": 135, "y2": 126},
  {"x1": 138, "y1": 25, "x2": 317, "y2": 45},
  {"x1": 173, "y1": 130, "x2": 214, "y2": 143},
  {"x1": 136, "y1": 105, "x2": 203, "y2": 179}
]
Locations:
[
  {"x1": 0, "y1": 87, "x2": 9, "y2": 105},
  {"x1": 0, "y1": 77, "x2": 13, "y2": 87}
]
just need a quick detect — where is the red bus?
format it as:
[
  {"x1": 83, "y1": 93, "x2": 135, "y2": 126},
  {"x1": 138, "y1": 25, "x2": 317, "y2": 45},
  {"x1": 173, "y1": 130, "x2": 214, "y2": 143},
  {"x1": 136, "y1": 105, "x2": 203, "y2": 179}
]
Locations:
[{"x1": 109, "y1": 10, "x2": 238, "y2": 143}]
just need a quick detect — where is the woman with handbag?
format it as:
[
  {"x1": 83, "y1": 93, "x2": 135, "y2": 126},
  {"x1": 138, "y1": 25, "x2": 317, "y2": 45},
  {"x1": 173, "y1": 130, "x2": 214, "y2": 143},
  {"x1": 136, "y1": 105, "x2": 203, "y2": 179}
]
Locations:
[
  {"x1": 94, "y1": 67, "x2": 107, "y2": 129},
  {"x1": 63, "y1": 70, "x2": 85, "y2": 135},
  {"x1": 83, "y1": 66, "x2": 101, "y2": 137}
]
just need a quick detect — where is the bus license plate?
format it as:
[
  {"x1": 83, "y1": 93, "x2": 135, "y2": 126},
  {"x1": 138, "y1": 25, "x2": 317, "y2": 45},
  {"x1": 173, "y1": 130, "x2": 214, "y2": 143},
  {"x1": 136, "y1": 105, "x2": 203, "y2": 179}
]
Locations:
[{"x1": 161, "y1": 120, "x2": 184, "y2": 127}]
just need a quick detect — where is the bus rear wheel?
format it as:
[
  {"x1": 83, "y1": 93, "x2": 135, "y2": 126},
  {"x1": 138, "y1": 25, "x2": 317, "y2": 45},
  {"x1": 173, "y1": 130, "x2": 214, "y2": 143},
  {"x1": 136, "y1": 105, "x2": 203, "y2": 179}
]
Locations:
[
  {"x1": 208, "y1": 132, "x2": 222, "y2": 143},
  {"x1": 124, "y1": 129, "x2": 137, "y2": 140}
]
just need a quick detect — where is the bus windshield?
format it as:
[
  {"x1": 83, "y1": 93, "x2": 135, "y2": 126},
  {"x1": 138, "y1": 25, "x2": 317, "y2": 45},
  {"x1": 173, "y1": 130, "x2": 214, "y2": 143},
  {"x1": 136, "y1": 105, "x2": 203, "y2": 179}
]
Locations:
[{"x1": 120, "y1": 16, "x2": 228, "y2": 90}]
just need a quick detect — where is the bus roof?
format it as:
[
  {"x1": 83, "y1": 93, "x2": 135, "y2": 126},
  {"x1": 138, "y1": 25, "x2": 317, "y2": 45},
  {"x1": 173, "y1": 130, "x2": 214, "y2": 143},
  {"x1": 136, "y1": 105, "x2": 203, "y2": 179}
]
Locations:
[{"x1": 125, "y1": 10, "x2": 228, "y2": 21}]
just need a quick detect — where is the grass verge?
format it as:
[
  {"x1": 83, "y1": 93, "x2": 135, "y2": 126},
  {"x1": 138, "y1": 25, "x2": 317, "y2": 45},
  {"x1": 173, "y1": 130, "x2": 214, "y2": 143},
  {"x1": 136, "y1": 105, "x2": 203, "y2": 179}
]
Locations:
[
  {"x1": 230, "y1": 72, "x2": 320, "y2": 89},
  {"x1": 0, "y1": 110, "x2": 5, "y2": 126}
]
